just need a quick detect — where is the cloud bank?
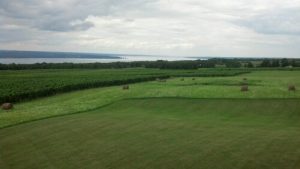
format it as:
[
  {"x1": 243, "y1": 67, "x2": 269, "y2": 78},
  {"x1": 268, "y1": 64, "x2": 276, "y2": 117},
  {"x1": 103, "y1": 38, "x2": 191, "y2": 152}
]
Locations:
[{"x1": 0, "y1": 0, "x2": 300, "y2": 57}]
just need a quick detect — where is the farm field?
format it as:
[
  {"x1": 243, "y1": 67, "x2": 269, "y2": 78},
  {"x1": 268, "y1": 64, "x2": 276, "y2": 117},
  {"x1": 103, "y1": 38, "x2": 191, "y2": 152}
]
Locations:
[
  {"x1": 0, "y1": 70, "x2": 299, "y2": 129},
  {"x1": 0, "y1": 68, "x2": 247, "y2": 103},
  {"x1": 1, "y1": 70, "x2": 300, "y2": 169}
]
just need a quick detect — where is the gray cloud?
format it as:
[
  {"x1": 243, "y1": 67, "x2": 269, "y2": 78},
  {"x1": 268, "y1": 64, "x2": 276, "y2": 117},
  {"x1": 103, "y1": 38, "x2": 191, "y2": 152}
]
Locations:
[
  {"x1": 0, "y1": 28, "x2": 32, "y2": 43},
  {"x1": 236, "y1": 7, "x2": 300, "y2": 35},
  {"x1": 37, "y1": 19, "x2": 94, "y2": 32},
  {"x1": 0, "y1": 0, "x2": 156, "y2": 32},
  {"x1": 0, "y1": 0, "x2": 300, "y2": 57}
]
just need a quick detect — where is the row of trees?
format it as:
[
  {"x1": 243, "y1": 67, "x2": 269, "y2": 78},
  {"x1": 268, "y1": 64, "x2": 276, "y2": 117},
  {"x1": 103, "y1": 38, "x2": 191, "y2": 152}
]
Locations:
[
  {"x1": 0, "y1": 58, "x2": 299, "y2": 70},
  {"x1": 260, "y1": 59, "x2": 299, "y2": 67},
  {"x1": 0, "y1": 60, "x2": 216, "y2": 70}
]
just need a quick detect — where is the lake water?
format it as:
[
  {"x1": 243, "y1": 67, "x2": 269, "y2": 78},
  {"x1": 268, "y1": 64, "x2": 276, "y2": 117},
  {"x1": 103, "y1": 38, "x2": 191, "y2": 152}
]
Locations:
[{"x1": 0, "y1": 55, "x2": 197, "y2": 64}]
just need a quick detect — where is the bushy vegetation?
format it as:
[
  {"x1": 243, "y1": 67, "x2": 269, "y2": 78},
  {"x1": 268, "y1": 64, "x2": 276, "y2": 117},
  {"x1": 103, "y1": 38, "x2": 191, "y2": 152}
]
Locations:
[{"x1": 0, "y1": 68, "x2": 248, "y2": 103}]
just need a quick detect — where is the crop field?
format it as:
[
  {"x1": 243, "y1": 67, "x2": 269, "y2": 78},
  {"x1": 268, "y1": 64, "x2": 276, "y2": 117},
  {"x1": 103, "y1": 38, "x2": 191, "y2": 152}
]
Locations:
[
  {"x1": 0, "y1": 68, "x2": 247, "y2": 103},
  {"x1": 1, "y1": 69, "x2": 300, "y2": 169}
]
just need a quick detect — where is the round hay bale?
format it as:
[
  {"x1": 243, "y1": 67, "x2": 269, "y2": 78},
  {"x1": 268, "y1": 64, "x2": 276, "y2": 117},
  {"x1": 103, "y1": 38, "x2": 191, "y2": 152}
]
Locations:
[
  {"x1": 157, "y1": 78, "x2": 166, "y2": 82},
  {"x1": 288, "y1": 85, "x2": 296, "y2": 91},
  {"x1": 241, "y1": 85, "x2": 249, "y2": 92},
  {"x1": 1, "y1": 103, "x2": 13, "y2": 110},
  {"x1": 122, "y1": 85, "x2": 129, "y2": 90},
  {"x1": 161, "y1": 79, "x2": 166, "y2": 82}
]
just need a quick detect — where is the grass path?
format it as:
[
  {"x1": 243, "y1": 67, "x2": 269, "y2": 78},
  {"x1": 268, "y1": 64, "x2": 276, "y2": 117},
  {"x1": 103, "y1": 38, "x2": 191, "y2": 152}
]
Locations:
[{"x1": 1, "y1": 98, "x2": 300, "y2": 169}]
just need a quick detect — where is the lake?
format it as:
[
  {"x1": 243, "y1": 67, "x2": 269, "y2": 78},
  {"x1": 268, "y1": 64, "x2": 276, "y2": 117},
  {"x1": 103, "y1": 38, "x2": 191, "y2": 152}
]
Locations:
[{"x1": 0, "y1": 55, "x2": 197, "y2": 64}]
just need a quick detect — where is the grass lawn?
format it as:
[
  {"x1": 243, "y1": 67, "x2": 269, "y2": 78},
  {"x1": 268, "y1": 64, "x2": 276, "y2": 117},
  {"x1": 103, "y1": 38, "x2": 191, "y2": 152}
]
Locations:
[{"x1": 1, "y1": 98, "x2": 300, "y2": 169}]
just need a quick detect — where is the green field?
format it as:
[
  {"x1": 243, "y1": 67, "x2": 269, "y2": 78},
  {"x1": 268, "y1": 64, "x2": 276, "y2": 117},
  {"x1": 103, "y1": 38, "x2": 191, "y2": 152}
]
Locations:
[
  {"x1": 1, "y1": 70, "x2": 299, "y2": 129},
  {"x1": 0, "y1": 68, "x2": 247, "y2": 103},
  {"x1": 1, "y1": 70, "x2": 300, "y2": 169},
  {"x1": 1, "y1": 98, "x2": 300, "y2": 169}
]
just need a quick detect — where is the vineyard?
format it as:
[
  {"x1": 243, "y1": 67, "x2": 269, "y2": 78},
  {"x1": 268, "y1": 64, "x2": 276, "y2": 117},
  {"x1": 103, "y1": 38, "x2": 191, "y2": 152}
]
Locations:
[{"x1": 0, "y1": 68, "x2": 248, "y2": 103}]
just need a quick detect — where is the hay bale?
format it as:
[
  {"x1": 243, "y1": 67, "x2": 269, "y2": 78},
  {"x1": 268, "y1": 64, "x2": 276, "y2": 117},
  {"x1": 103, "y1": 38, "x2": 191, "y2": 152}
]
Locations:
[
  {"x1": 241, "y1": 85, "x2": 249, "y2": 92},
  {"x1": 288, "y1": 85, "x2": 296, "y2": 91},
  {"x1": 122, "y1": 85, "x2": 129, "y2": 90},
  {"x1": 1, "y1": 103, "x2": 13, "y2": 110},
  {"x1": 157, "y1": 78, "x2": 166, "y2": 82}
]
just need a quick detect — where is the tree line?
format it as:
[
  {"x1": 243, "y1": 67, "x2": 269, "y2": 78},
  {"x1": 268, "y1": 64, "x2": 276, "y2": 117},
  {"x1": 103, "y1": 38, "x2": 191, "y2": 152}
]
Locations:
[
  {"x1": 259, "y1": 58, "x2": 299, "y2": 68},
  {"x1": 0, "y1": 58, "x2": 299, "y2": 70},
  {"x1": 0, "y1": 60, "x2": 214, "y2": 70}
]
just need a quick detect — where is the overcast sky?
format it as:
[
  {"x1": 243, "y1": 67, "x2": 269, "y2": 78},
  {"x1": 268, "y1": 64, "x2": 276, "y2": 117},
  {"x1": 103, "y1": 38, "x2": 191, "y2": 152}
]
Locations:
[{"x1": 0, "y1": 0, "x2": 300, "y2": 58}]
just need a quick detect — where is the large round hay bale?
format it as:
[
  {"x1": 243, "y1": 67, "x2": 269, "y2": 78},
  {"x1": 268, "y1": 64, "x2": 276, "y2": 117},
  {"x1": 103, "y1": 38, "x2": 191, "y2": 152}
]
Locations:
[
  {"x1": 288, "y1": 85, "x2": 296, "y2": 91},
  {"x1": 1, "y1": 103, "x2": 13, "y2": 110},
  {"x1": 241, "y1": 85, "x2": 249, "y2": 92},
  {"x1": 122, "y1": 85, "x2": 129, "y2": 90}
]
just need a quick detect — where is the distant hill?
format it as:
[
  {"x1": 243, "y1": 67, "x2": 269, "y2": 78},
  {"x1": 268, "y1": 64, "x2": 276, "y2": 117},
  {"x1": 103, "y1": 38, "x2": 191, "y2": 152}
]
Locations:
[{"x1": 0, "y1": 50, "x2": 122, "y2": 59}]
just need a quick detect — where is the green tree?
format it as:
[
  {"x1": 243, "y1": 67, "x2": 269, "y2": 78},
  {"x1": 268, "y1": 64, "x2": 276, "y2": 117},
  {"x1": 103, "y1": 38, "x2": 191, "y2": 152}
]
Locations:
[
  {"x1": 281, "y1": 58, "x2": 289, "y2": 67},
  {"x1": 261, "y1": 59, "x2": 271, "y2": 67},
  {"x1": 246, "y1": 62, "x2": 254, "y2": 68},
  {"x1": 291, "y1": 60, "x2": 297, "y2": 67},
  {"x1": 271, "y1": 60, "x2": 280, "y2": 67}
]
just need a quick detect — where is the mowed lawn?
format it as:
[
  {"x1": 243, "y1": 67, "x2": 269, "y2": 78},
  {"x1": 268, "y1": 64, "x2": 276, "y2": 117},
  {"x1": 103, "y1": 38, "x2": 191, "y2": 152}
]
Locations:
[{"x1": 1, "y1": 98, "x2": 300, "y2": 169}]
